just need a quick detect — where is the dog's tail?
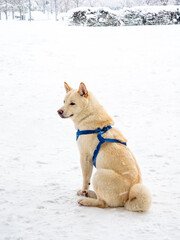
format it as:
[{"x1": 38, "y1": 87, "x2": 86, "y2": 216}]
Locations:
[{"x1": 124, "y1": 183, "x2": 152, "y2": 212}]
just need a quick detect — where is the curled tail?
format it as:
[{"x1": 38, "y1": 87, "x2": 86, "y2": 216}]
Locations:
[{"x1": 125, "y1": 183, "x2": 152, "y2": 212}]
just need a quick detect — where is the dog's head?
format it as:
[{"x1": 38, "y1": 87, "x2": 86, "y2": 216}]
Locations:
[{"x1": 57, "y1": 82, "x2": 89, "y2": 120}]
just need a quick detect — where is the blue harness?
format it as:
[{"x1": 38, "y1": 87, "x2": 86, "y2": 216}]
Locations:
[{"x1": 76, "y1": 126, "x2": 127, "y2": 167}]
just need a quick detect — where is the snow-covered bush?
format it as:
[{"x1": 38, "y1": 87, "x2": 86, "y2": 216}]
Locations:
[
  {"x1": 68, "y1": 7, "x2": 121, "y2": 26},
  {"x1": 67, "y1": 6, "x2": 180, "y2": 26},
  {"x1": 120, "y1": 6, "x2": 180, "y2": 25}
]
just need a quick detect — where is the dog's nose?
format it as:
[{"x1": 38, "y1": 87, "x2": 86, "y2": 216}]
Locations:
[{"x1": 57, "y1": 109, "x2": 63, "y2": 115}]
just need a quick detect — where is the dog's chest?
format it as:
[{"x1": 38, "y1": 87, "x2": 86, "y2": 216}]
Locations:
[{"x1": 77, "y1": 134, "x2": 98, "y2": 155}]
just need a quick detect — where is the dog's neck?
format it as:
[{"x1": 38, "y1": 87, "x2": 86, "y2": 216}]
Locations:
[{"x1": 72, "y1": 93, "x2": 114, "y2": 130}]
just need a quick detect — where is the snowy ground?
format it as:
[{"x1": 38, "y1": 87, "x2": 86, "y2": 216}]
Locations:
[{"x1": 0, "y1": 22, "x2": 180, "y2": 240}]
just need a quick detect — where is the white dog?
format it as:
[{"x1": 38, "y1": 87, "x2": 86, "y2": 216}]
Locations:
[{"x1": 57, "y1": 82, "x2": 151, "y2": 211}]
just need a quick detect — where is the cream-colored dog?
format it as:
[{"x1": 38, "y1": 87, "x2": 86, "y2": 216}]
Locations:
[{"x1": 57, "y1": 82, "x2": 151, "y2": 211}]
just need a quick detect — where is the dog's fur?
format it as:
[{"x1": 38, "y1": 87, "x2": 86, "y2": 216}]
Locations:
[{"x1": 57, "y1": 82, "x2": 151, "y2": 211}]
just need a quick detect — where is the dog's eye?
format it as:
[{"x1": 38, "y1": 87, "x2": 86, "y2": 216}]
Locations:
[{"x1": 70, "y1": 102, "x2": 75, "y2": 106}]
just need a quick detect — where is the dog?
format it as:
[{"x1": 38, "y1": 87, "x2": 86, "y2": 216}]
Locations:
[{"x1": 57, "y1": 82, "x2": 151, "y2": 211}]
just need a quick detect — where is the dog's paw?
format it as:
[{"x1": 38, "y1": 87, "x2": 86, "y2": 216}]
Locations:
[
  {"x1": 78, "y1": 198, "x2": 90, "y2": 206},
  {"x1": 77, "y1": 189, "x2": 88, "y2": 197},
  {"x1": 77, "y1": 190, "x2": 97, "y2": 199}
]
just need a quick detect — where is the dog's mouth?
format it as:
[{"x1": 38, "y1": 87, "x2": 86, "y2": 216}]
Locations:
[{"x1": 58, "y1": 113, "x2": 74, "y2": 119}]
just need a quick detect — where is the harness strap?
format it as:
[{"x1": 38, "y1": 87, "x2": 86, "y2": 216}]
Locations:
[
  {"x1": 76, "y1": 126, "x2": 127, "y2": 167},
  {"x1": 76, "y1": 126, "x2": 112, "y2": 141}
]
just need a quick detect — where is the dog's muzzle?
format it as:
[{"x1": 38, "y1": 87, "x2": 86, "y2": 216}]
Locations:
[{"x1": 57, "y1": 109, "x2": 73, "y2": 118}]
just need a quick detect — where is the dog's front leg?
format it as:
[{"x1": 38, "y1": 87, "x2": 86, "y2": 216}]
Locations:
[{"x1": 77, "y1": 154, "x2": 93, "y2": 196}]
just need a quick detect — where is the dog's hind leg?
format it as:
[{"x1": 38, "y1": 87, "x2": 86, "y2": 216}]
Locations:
[
  {"x1": 92, "y1": 169, "x2": 130, "y2": 208},
  {"x1": 78, "y1": 197, "x2": 108, "y2": 208},
  {"x1": 77, "y1": 169, "x2": 130, "y2": 208}
]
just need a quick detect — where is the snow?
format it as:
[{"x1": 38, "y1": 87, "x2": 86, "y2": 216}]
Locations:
[
  {"x1": 68, "y1": 4, "x2": 180, "y2": 15},
  {"x1": 0, "y1": 21, "x2": 180, "y2": 239},
  {"x1": 132, "y1": 5, "x2": 180, "y2": 12}
]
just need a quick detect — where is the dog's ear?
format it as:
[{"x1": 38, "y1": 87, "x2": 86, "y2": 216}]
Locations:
[
  {"x1": 78, "y1": 82, "x2": 88, "y2": 97},
  {"x1": 64, "y1": 82, "x2": 72, "y2": 93}
]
